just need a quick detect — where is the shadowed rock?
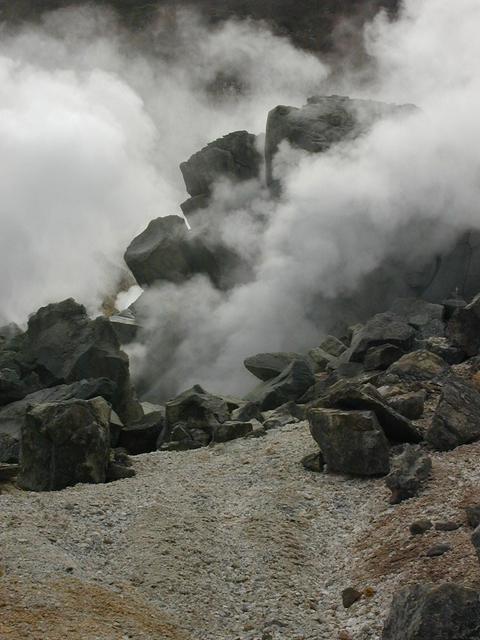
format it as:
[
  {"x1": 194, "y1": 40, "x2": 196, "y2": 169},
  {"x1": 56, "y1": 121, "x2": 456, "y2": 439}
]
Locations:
[
  {"x1": 385, "y1": 445, "x2": 432, "y2": 504},
  {"x1": 245, "y1": 359, "x2": 315, "y2": 411}
]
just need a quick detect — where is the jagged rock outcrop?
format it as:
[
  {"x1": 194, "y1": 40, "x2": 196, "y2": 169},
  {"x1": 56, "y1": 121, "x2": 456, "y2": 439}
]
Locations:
[
  {"x1": 265, "y1": 96, "x2": 416, "y2": 191},
  {"x1": 308, "y1": 408, "x2": 390, "y2": 476},
  {"x1": 18, "y1": 397, "x2": 111, "y2": 492},
  {"x1": 124, "y1": 215, "x2": 222, "y2": 288},
  {"x1": 180, "y1": 131, "x2": 262, "y2": 217},
  {"x1": 382, "y1": 583, "x2": 480, "y2": 640},
  {"x1": 244, "y1": 352, "x2": 312, "y2": 382}
]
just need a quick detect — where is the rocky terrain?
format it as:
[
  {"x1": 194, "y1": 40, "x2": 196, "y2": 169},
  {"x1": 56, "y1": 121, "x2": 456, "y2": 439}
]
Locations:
[{"x1": 2, "y1": 61, "x2": 480, "y2": 640}]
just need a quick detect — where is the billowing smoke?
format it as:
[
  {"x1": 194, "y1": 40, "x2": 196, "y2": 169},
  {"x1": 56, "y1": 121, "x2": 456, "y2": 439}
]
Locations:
[
  {"x1": 0, "y1": 5, "x2": 326, "y2": 323},
  {"x1": 2, "y1": 1, "x2": 480, "y2": 401}
]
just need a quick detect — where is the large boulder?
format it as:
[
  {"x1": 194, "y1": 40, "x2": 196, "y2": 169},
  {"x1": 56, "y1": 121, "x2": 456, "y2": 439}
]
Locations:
[
  {"x1": 382, "y1": 583, "x2": 480, "y2": 640},
  {"x1": 348, "y1": 313, "x2": 415, "y2": 363},
  {"x1": 385, "y1": 445, "x2": 432, "y2": 504},
  {"x1": 124, "y1": 215, "x2": 221, "y2": 288},
  {"x1": 265, "y1": 95, "x2": 415, "y2": 191},
  {"x1": 308, "y1": 408, "x2": 390, "y2": 476},
  {"x1": 312, "y1": 380, "x2": 422, "y2": 443},
  {"x1": 389, "y1": 298, "x2": 444, "y2": 339},
  {"x1": 179, "y1": 131, "x2": 262, "y2": 215},
  {"x1": 244, "y1": 352, "x2": 311, "y2": 382},
  {"x1": 18, "y1": 397, "x2": 111, "y2": 492},
  {"x1": 385, "y1": 350, "x2": 448, "y2": 381},
  {"x1": 0, "y1": 378, "x2": 116, "y2": 463},
  {"x1": 118, "y1": 410, "x2": 165, "y2": 455},
  {"x1": 427, "y1": 376, "x2": 480, "y2": 450},
  {"x1": 21, "y1": 299, "x2": 142, "y2": 425},
  {"x1": 245, "y1": 359, "x2": 315, "y2": 411}
]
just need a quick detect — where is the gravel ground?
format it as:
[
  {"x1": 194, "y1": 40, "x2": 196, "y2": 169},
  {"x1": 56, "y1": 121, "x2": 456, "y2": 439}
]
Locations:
[{"x1": 1, "y1": 420, "x2": 479, "y2": 640}]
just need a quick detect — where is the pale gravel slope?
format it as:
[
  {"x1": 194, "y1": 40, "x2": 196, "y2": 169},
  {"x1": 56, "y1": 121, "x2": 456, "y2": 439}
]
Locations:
[{"x1": 1, "y1": 421, "x2": 479, "y2": 640}]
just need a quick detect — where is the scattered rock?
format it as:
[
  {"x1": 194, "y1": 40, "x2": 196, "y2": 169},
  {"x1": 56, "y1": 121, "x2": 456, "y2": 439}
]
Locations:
[
  {"x1": 389, "y1": 298, "x2": 444, "y2": 339},
  {"x1": 119, "y1": 411, "x2": 165, "y2": 455},
  {"x1": 364, "y1": 344, "x2": 403, "y2": 371},
  {"x1": 244, "y1": 352, "x2": 311, "y2": 382},
  {"x1": 262, "y1": 401, "x2": 305, "y2": 430},
  {"x1": 341, "y1": 587, "x2": 362, "y2": 609},
  {"x1": 385, "y1": 350, "x2": 448, "y2": 381},
  {"x1": 348, "y1": 312, "x2": 415, "y2": 363},
  {"x1": 434, "y1": 521, "x2": 461, "y2": 531},
  {"x1": 447, "y1": 293, "x2": 480, "y2": 356},
  {"x1": 0, "y1": 462, "x2": 19, "y2": 481},
  {"x1": 385, "y1": 445, "x2": 432, "y2": 504},
  {"x1": 421, "y1": 336, "x2": 466, "y2": 365},
  {"x1": 427, "y1": 375, "x2": 480, "y2": 450},
  {"x1": 318, "y1": 336, "x2": 347, "y2": 358},
  {"x1": 18, "y1": 397, "x2": 111, "y2": 492},
  {"x1": 301, "y1": 451, "x2": 325, "y2": 473},
  {"x1": 308, "y1": 408, "x2": 390, "y2": 476},
  {"x1": 212, "y1": 421, "x2": 253, "y2": 442},
  {"x1": 388, "y1": 391, "x2": 425, "y2": 420},
  {"x1": 312, "y1": 380, "x2": 422, "y2": 443},
  {"x1": 410, "y1": 520, "x2": 433, "y2": 535},
  {"x1": 425, "y1": 543, "x2": 451, "y2": 557},
  {"x1": 246, "y1": 360, "x2": 315, "y2": 411},
  {"x1": 471, "y1": 526, "x2": 480, "y2": 562},
  {"x1": 382, "y1": 583, "x2": 480, "y2": 639}
]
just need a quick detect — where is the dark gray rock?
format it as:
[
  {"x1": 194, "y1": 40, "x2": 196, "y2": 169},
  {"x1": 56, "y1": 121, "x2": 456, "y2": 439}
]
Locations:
[
  {"x1": 410, "y1": 520, "x2": 433, "y2": 535},
  {"x1": 385, "y1": 350, "x2": 448, "y2": 381},
  {"x1": 389, "y1": 298, "x2": 444, "y2": 339},
  {"x1": 385, "y1": 445, "x2": 432, "y2": 504},
  {"x1": 342, "y1": 587, "x2": 362, "y2": 609},
  {"x1": 308, "y1": 346, "x2": 335, "y2": 372},
  {"x1": 435, "y1": 521, "x2": 461, "y2": 531},
  {"x1": 108, "y1": 315, "x2": 139, "y2": 344},
  {"x1": 0, "y1": 463, "x2": 19, "y2": 481},
  {"x1": 466, "y1": 505, "x2": 480, "y2": 529},
  {"x1": 301, "y1": 451, "x2": 325, "y2": 472},
  {"x1": 311, "y1": 380, "x2": 422, "y2": 443},
  {"x1": 212, "y1": 421, "x2": 253, "y2": 442},
  {"x1": 180, "y1": 131, "x2": 261, "y2": 199},
  {"x1": 364, "y1": 344, "x2": 403, "y2": 371},
  {"x1": 442, "y1": 298, "x2": 467, "y2": 321},
  {"x1": 472, "y1": 526, "x2": 480, "y2": 562},
  {"x1": 230, "y1": 401, "x2": 262, "y2": 423},
  {"x1": 308, "y1": 408, "x2": 390, "y2": 476},
  {"x1": 0, "y1": 368, "x2": 28, "y2": 406},
  {"x1": 447, "y1": 293, "x2": 480, "y2": 356},
  {"x1": 425, "y1": 544, "x2": 451, "y2": 557},
  {"x1": 0, "y1": 378, "x2": 116, "y2": 464},
  {"x1": 382, "y1": 583, "x2": 480, "y2": 640},
  {"x1": 348, "y1": 313, "x2": 415, "y2": 363},
  {"x1": 262, "y1": 401, "x2": 305, "y2": 430},
  {"x1": 244, "y1": 352, "x2": 311, "y2": 382},
  {"x1": 124, "y1": 215, "x2": 221, "y2": 288},
  {"x1": 119, "y1": 411, "x2": 165, "y2": 455},
  {"x1": 318, "y1": 335, "x2": 347, "y2": 358},
  {"x1": 427, "y1": 376, "x2": 480, "y2": 450},
  {"x1": 18, "y1": 397, "x2": 111, "y2": 492},
  {"x1": 420, "y1": 336, "x2": 466, "y2": 365},
  {"x1": 388, "y1": 391, "x2": 425, "y2": 420},
  {"x1": 23, "y1": 299, "x2": 142, "y2": 424},
  {"x1": 265, "y1": 96, "x2": 414, "y2": 191},
  {"x1": 245, "y1": 359, "x2": 315, "y2": 411}
]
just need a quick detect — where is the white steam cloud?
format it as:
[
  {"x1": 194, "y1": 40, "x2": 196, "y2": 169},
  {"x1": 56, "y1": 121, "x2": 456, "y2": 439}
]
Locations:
[{"x1": 2, "y1": 1, "x2": 480, "y2": 401}]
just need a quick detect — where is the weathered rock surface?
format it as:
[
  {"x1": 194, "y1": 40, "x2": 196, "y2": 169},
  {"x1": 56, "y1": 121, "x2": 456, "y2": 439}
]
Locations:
[
  {"x1": 385, "y1": 445, "x2": 432, "y2": 504},
  {"x1": 385, "y1": 350, "x2": 448, "y2": 381},
  {"x1": 22, "y1": 299, "x2": 142, "y2": 424},
  {"x1": 119, "y1": 411, "x2": 165, "y2": 455},
  {"x1": 382, "y1": 583, "x2": 480, "y2": 640},
  {"x1": 427, "y1": 376, "x2": 480, "y2": 450},
  {"x1": 244, "y1": 352, "x2": 311, "y2": 382},
  {"x1": 447, "y1": 292, "x2": 480, "y2": 356},
  {"x1": 124, "y1": 215, "x2": 221, "y2": 288},
  {"x1": 387, "y1": 391, "x2": 425, "y2": 420},
  {"x1": 364, "y1": 344, "x2": 403, "y2": 371},
  {"x1": 389, "y1": 298, "x2": 444, "y2": 338},
  {"x1": 308, "y1": 408, "x2": 390, "y2": 476},
  {"x1": 245, "y1": 359, "x2": 315, "y2": 411},
  {"x1": 0, "y1": 378, "x2": 116, "y2": 463},
  {"x1": 348, "y1": 312, "x2": 415, "y2": 363},
  {"x1": 261, "y1": 401, "x2": 305, "y2": 430},
  {"x1": 18, "y1": 397, "x2": 111, "y2": 492},
  {"x1": 312, "y1": 380, "x2": 422, "y2": 443}
]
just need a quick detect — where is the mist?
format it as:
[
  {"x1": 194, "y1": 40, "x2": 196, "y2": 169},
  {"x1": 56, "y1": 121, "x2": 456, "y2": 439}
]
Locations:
[{"x1": 2, "y1": 1, "x2": 480, "y2": 401}]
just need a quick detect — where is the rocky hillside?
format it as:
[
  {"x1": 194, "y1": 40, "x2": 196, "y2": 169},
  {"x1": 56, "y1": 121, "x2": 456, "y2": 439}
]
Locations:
[{"x1": 2, "y1": 82, "x2": 480, "y2": 639}]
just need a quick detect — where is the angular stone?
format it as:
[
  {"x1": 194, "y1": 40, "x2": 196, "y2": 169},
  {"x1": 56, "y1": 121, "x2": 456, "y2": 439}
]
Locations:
[
  {"x1": 244, "y1": 352, "x2": 311, "y2": 382},
  {"x1": 18, "y1": 397, "x2": 111, "y2": 492},
  {"x1": 301, "y1": 451, "x2": 325, "y2": 473},
  {"x1": 386, "y1": 350, "x2": 448, "y2": 381},
  {"x1": 212, "y1": 421, "x2": 253, "y2": 442},
  {"x1": 385, "y1": 445, "x2": 432, "y2": 504},
  {"x1": 245, "y1": 360, "x2": 315, "y2": 411},
  {"x1": 447, "y1": 293, "x2": 480, "y2": 356},
  {"x1": 425, "y1": 544, "x2": 451, "y2": 558},
  {"x1": 364, "y1": 344, "x2": 403, "y2": 371},
  {"x1": 389, "y1": 298, "x2": 444, "y2": 339},
  {"x1": 388, "y1": 391, "x2": 425, "y2": 420},
  {"x1": 427, "y1": 376, "x2": 480, "y2": 450},
  {"x1": 308, "y1": 408, "x2": 390, "y2": 476},
  {"x1": 348, "y1": 313, "x2": 415, "y2": 363},
  {"x1": 465, "y1": 505, "x2": 480, "y2": 529},
  {"x1": 410, "y1": 520, "x2": 433, "y2": 535},
  {"x1": 312, "y1": 380, "x2": 422, "y2": 443},
  {"x1": 119, "y1": 411, "x2": 165, "y2": 455},
  {"x1": 382, "y1": 583, "x2": 480, "y2": 640}
]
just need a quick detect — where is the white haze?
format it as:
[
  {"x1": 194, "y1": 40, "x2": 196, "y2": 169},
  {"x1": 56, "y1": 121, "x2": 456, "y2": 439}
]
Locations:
[{"x1": 2, "y1": 1, "x2": 480, "y2": 400}]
